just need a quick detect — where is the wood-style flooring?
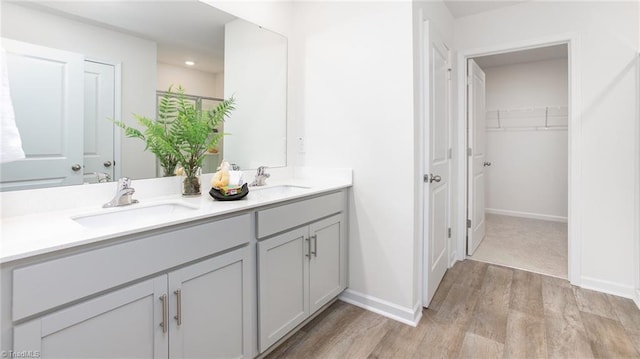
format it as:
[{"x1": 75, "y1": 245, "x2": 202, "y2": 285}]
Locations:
[{"x1": 266, "y1": 260, "x2": 640, "y2": 359}]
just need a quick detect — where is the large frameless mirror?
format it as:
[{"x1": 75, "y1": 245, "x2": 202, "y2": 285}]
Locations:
[{"x1": 0, "y1": 1, "x2": 287, "y2": 191}]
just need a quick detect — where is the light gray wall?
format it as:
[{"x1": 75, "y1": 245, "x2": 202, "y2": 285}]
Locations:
[
  {"x1": 291, "y1": 1, "x2": 417, "y2": 315},
  {"x1": 157, "y1": 63, "x2": 222, "y2": 98},
  {"x1": 217, "y1": 0, "x2": 455, "y2": 318}
]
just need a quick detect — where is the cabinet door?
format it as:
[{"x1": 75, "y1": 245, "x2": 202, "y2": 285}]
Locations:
[
  {"x1": 169, "y1": 246, "x2": 251, "y2": 359},
  {"x1": 258, "y1": 227, "x2": 309, "y2": 353},
  {"x1": 14, "y1": 276, "x2": 168, "y2": 359},
  {"x1": 309, "y1": 214, "x2": 347, "y2": 313}
]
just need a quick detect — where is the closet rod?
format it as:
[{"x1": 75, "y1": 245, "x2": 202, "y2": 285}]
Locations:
[{"x1": 486, "y1": 105, "x2": 567, "y2": 130}]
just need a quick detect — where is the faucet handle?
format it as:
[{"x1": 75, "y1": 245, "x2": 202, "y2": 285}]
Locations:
[
  {"x1": 84, "y1": 172, "x2": 111, "y2": 183},
  {"x1": 117, "y1": 177, "x2": 132, "y2": 189},
  {"x1": 99, "y1": 172, "x2": 112, "y2": 183},
  {"x1": 256, "y1": 166, "x2": 268, "y2": 175}
]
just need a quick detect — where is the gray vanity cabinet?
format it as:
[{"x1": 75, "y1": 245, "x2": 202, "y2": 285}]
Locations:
[
  {"x1": 10, "y1": 214, "x2": 252, "y2": 359},
  {"x1": 257, "y1": 191, "x2": 348, "y2": 353},
  {"x1": 13, "y1": 246, "x2": 251, "y2": 359}
]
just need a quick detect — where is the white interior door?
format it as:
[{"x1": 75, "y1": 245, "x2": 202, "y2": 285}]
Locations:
[
  {"x1": 0, "y1": 38, "x2": 84, "y2": 190},
  {"x1": 424, "y1": 24, "x2": 451, "y2": 307},
  {"x1": 467, "y1": 59, "x2": 487, "y2": 255},
  {"x1": 83, "y1": 60, "x2": 115, "y2": 183}
]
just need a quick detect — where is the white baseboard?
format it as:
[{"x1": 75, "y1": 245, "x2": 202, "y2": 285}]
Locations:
[
  {"x1": 339, "y1": 289, "x2": 422, "y2": 327},
  {"x1": 580, "y1": 276, "x2": 636, "y2": 299},
  {"x1": 486, "y1": 208, "x2": 568, "y2": 223},
  {"x1": 635, "y1": 289, "x2": 640, "y2": 310}
]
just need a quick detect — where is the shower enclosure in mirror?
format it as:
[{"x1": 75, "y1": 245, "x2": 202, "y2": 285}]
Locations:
[
  {"x1": 154, "y1": 91, "x2": 225, "y2": 176},
  {"x1": 0, "y1": 1, "x2": 287, "y2": 191}
]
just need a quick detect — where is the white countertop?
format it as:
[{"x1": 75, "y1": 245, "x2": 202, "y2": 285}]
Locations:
[{"x1": 0, "y1": 167, "x2": 352, "y2": 264}]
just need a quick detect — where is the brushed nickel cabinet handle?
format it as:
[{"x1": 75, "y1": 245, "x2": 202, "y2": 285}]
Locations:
[
  {"x1": 174, "y1": 289, "x2": 182, "y2": 326},
  {"x1": 305, "y1": 237, "x2": 311, "y2": 258},
  {"x1": 159, "y1": 294, "x2": 168, "y2": 333},
  {"x1": 311, "y1": 234, "x2": 318, "y2": 257}
]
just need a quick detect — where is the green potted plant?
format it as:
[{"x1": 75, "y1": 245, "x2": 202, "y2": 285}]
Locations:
[
  {"x1": 114, "y1": 89, "x2": 181, "y2": 177},
  {"x1": 115, "y1": 86, "x2": 235, "y2": 195}
]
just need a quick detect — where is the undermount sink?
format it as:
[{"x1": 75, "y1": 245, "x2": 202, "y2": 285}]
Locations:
[
  {"x1": 72, "y1": 202, "x2": 198, "y2": 228},
  {"x1": 250, "y1": 185, "x2": 310, "y2": 196}
]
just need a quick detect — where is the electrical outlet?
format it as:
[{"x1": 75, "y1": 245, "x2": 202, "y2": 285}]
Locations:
[{"x1": 297, "y1": 137, "x2": 305, "y2": 153}]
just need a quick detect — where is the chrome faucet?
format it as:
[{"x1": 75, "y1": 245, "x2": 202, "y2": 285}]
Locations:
[
  {"x1": 250, "y1": 166, "x2": 270, "y2": 187},
  {"x1": 103, "y1": 177, "x2": 139, "y2": 208},
  {"x1": 85, "y1": 171, "x2": 112, "y2": 183}
]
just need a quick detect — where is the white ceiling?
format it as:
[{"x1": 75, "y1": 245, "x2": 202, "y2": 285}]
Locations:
[
  {"x1": 443, "y1": 0, "x2": 528, "y2": 18},
  {"x1": 472, "y1": 44, "x2": 568, "y2": 68},
  {"x1": 22, "y1": 1, "x2": 237, "y2": 74}
]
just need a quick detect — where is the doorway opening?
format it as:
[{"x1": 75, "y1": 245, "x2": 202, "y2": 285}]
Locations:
[{"x1": 465, "y1": 44, "x2": 570, "y2": 279}]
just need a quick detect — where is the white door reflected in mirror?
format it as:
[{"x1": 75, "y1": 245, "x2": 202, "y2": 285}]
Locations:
[{"x1": 0, "y1": 39, "x2": 84, "y2": 191}]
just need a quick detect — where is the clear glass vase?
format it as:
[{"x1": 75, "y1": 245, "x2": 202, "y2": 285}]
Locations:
[{"x1": 181, "y1": 167, "x2": 202, "y2": 196}]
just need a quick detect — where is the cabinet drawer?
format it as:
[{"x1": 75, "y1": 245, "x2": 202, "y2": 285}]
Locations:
[
  {"x1": 13, "y1": 213, "x2": 250, "y2": 321},
  {"x1": 256, "y1": 191, "x2": 345, "y2": 239}
]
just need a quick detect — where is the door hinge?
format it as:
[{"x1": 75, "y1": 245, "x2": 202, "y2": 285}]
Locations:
[
  {"x1": 467, "y1": 219, "x2": 471, "y2": 228},
  {"x1": 448, "y1": 148, "x2": 452, "y2": 159},
  {"x1": 447, "y1": 68, "x2": 452, "y2": 80},
  {"x1": 447, "y1": 227, "x2": 452, "y2": 238},
  {"x1": 467, "y1": 148, "x2": 472, "y2": 156}
]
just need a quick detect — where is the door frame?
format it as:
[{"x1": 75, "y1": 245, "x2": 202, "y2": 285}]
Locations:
[
  {"x1": 466, "y1": 59, "x2": 487, "y2": 256},
  {"x1": 86, "y1": 58, "x2": 122, "y2": 180},
  {"x1": 635, "y1": 51, "x2": 640, "y2": 308},
  {"x1": 455, "y1": 34, "x2": 581, "y2": 285}
]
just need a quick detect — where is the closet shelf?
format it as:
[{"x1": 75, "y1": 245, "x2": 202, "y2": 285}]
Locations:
[
  {"x1": 486, "y1": 126, "x2": 568, "y2": 132},
  {"x1": 486, "y1": 106, "x2": 568, "y2": 131}
]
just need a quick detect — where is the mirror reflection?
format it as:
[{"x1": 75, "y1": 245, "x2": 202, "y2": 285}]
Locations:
[{"x1": 0, "y1": 1, "x2": 287, "y2": 191}]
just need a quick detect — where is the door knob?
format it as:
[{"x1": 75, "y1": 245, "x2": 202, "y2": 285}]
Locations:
[
  {"x1": 483, "y1": 162, "x2": 492, "y2": 167},
  {"x1": 103, "y1": 160, "x2": 112, "y2": 168},
  {"x1": 71, "y1": 164, "x2": 82, "y2": 172},
  {"x1": 423, "y1": 174, "x2": 442, "y2": 183}
]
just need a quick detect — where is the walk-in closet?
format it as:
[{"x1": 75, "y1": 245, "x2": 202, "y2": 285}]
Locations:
[{"x1": 467, "y1": 44, "x2": 569, "y2": 279}]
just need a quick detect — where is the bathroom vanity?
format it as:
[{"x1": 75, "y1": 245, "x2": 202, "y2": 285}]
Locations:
[{"x1": 0, "y1": 169, "x2": 351, "y2": 358}]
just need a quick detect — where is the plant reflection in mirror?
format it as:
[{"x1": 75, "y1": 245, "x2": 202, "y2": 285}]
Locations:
[{"x1": 114, "y1": 85, "x2": 235, "y2": 195}]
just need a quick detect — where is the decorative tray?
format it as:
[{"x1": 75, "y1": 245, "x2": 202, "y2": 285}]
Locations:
[{"x1": 208, "y1": 183, "x2": 249, "y2": 201}]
